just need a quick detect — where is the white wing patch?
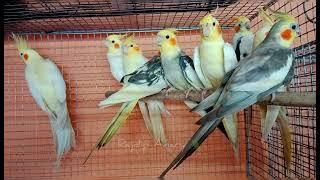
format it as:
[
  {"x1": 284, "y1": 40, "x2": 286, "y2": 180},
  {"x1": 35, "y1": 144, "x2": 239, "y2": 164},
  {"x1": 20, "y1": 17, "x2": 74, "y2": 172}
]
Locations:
[
  {"x1": 223, "y1": 43, "x2": 238, "y2": 74},
  {"x1": 46, "y1": 59, "x2": 67, "y2": 103},
  {"x1": 193, "y1": 46, "x2": 212, "y2": 88}
]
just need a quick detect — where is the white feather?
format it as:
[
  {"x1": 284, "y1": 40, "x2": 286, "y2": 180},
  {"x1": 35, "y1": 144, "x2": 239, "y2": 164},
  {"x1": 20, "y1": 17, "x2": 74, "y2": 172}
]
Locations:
[{"x1": 223, "y1": 43, "x2": 238, "y2": 73}]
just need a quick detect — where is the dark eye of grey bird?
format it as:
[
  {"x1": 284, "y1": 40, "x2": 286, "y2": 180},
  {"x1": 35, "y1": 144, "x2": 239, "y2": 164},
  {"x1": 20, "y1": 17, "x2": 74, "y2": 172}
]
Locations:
[
  {"x1": 291, "y1": 24, "x2": 296, "y2": 30},
  {"x1": 166, "y1": 35, "x2": 169, "y2": 39},
  {"x1": 112, "y1": 40, "x2": 115, "y2": 43},
  {"x1": 20, "y1": 53, "x2": 23, "y2": 56},
  {"x1": 213, "y1": 22, "x2": 216, "y2": 26}
]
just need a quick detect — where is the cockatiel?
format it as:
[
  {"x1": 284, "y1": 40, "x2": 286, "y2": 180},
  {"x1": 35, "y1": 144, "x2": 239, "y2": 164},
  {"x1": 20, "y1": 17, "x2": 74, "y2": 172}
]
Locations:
[
  {"x1": 104, "y1": 34, "x2": 127, "y2": 82},
  {"x1": 12, "y1": 34, "x2": 75, "y2": 167},
  {"x1": 253, "y1": 8, "x2": 275, "y2": 50},
  {"x1": 254, "y1": 8, "x2": 293, "y2": 170},
  {"x1": 83, "y1": 51, "x2": 168, "y2": 164},
  {"x1": 160, "y1": 14, "x2": 299, "y2": 177},
  {"x1": 122, "y1": 35, "x2": 169, "y2": 145},
  {"x1": 232, "y1": 16, "x2": 254, "y2": 61},
  {"x1": 193, "y1": 14, "x2": 239, "y2": 157}
]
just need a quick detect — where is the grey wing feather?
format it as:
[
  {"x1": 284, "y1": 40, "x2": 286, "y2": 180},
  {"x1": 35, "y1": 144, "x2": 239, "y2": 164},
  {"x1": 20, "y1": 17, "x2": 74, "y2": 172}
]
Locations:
[{"x1": 179, "y1": 53, "x2": 204, "y2": 90}]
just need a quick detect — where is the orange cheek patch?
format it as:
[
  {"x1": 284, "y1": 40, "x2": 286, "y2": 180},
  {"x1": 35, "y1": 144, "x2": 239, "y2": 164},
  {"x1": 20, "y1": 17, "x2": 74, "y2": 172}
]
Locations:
[
  {"x1": 23, "y1": 54, "x2": 28, "y2": 61},
  {"x1": 235, "y1": 26, "x2": 240, "y2": 32},
  {"x1": 114, "y1": 43, "x2": 120, "y2": 49},
  {"x1": 281, "y1": 29, "x2": 292, "y2": 40},
  {"x1": 169, "y1": 38, "x2": 177, "y2": 46},
  {"x1": 217, "y1": 26, "x2": 222, "y2": 34}
]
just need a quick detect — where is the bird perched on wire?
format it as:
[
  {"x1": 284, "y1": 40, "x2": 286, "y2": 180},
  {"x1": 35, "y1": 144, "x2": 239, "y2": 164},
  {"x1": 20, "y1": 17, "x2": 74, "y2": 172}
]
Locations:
[
  {"x1": 83, "y1": 37, "x2": 168, "y2": 164},
  {"x1": 104, "y1": 34, "x2": 127, "y2": 82},
  {"x1": 232, "y1": 16, "x2": 254, "y2": 62},
  {"x1": 122, "y1": 35, "x2": 169, "y2": 145},
  {"x1": 160, "y1": 13, "x2": 299, "y2": 177},
  {"x1": 193, "y1": 14, "x2": 239, "y2": 157},
  {"x1": 12, "y1": 34, "x2": 75, "y2": 167}
]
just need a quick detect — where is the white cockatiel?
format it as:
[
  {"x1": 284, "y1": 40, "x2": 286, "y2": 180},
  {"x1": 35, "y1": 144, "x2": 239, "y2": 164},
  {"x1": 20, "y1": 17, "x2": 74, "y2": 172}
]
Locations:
[
  {"x1": 232, "y1": 16, "x2": 254, "y2": 62},
  {"x1": 104, "y1": 34, "x2": 127, "y2": 82},
  {"x1": 193, "y1": 14, "x2": 239, "y2": 157},
  {"x1": 12, "y1": 34, "x2": 75, "y2": 167}
]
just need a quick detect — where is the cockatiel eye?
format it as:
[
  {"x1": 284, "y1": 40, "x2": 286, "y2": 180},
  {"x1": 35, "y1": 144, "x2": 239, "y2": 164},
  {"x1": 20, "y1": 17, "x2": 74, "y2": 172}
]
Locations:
[
  {"x1": 213, "y1": 22, "x2": 216, "y2": 26},
  {"x1": 130, "y1": 44, "x2": 133, "y2": 47},
  {"x1": 20, "y1": 53, "x2": 23, "y2": 56},
  {"x1": 166, "y1": 35, "x2": 170, "y2": 39},
  {"x1": 291, "y1": 24, "x2": 296, "y2": 30},
  {"x1": 111, "y1": 40, "x2": 115, "y2": 43}
]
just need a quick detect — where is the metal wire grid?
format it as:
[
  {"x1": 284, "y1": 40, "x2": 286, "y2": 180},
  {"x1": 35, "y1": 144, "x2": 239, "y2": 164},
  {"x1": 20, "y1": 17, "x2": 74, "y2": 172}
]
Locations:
[
  {"x1": 4, "y1": 0, "x2": 277, "y2": 34},
  {"x1": 4, "y1": 30, "x2": 247, "y2": 179},
  {"x1": 246, "y1": 0, "x2": 316, "y2": 179}
]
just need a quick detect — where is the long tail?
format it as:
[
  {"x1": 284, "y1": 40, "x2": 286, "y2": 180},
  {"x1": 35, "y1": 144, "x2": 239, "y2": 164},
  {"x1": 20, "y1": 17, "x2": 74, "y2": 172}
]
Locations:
[
  {"x1": 146, "y1": 100, "x2": 168, "y2": 145},
  {"x1": 222, "y1": 113, "x2": 239, "y2": 158},
  {"x1": 160, "y1": 111, "x2": 222, "y2": 177},
  {"x1": 277, "y1": 106, "x2": 292, "y2": 170},
  {"x1": 184, "y1": 101, "x2": 234, "y2": 153},
  {"x1": 83, "y1": 100, "x2": 138, "y2": 164},
  {"x1": 49, "y1": 103, "x2": 75, "y2": 167},
  {"x1": 155, "y1": 101, "x2": 171, "y2": 117},
  {"x1": 262, "y1": 105, "x2": 281, "y2": 139}
]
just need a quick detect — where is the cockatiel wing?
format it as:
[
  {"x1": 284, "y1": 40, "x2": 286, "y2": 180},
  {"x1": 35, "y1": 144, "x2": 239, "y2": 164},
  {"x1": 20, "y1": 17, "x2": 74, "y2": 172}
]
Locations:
[
  {"x1": 223, "y1": 43, "x2": 238, "y2": 73},
  {"x1": 99, "y1": 55, "x2": 167, "y2": 108},
  {"x1": 193, "y1": 46, "x2": 212, "y2": 88},
  {"x1": 179, "y1": 52, "x2": 204, "y2": 90},
  {"x1": 45, "y1": 59, "x2": 67, "y2": 103}
]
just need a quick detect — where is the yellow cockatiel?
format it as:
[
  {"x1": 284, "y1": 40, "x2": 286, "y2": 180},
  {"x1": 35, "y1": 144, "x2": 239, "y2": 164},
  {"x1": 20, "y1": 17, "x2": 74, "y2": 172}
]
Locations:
[{"x1": 193, "y1": 14, "x2": 239, "y2": 158}]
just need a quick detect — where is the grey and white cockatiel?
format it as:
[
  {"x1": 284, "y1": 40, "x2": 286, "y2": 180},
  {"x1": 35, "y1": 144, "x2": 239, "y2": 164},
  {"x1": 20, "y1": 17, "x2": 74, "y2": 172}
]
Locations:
[
  {"x1": 160, "y1": 13, "x2": 299, "y2": 177},
  {"x1": 232, "y1": 16, "x2": 254, "y2": 62},
  {"x1": 12, "y1": 34, "x2": 75, "y2": 167}
]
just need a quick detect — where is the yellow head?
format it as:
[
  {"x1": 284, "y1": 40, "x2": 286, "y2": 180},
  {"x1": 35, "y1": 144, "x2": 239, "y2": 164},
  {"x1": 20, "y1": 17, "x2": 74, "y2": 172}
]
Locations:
[
  {"x1": 265, "y1": 15, "x2": 299, "y2": 48},
  {"x1": 156, "y1": 28, "x2": 180, "y2": 56},
  {"x1": 233, "y1": 16, "x2": 251, "y2": 33},
  {"x1": 267, "y1": 7, "x2": 296, "y2": 22},
  {"x1": 105, "y1": 34, "x2": 126, "y2": 54},
  {"x1": 12, "y1": 33, "x2": 42, "y2": 65},
  {"x1": 199, "y1": 14, "x2": 222, "y2": 41},
  {"x1": 123, "y1": 35, "x2": 141, "y2": 56}
]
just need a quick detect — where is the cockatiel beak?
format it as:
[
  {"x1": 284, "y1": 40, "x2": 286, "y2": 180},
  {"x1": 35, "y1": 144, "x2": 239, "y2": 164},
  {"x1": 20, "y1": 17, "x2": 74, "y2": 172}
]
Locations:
[{"x1": 201, "y1": 23, "x2": 213, "y2": 37}]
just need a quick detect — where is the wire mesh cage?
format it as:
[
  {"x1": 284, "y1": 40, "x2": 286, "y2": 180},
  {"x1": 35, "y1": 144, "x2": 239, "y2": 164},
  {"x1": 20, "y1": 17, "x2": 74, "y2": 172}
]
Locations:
[{"x1": 4, "y1": 0, "x2": 316, "y2": 179}]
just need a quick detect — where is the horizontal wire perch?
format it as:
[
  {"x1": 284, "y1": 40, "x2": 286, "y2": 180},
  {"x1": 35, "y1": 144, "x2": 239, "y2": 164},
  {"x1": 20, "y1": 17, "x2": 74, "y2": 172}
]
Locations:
[{"x1": 105, "y1": 90, "x2": 316, "y2": 107}]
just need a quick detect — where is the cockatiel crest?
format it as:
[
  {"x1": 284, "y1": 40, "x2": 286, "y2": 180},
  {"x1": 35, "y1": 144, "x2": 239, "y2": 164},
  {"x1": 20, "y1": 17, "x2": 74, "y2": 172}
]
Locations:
[
  {"x1": 267, "y1": 7, "x2": 297, "y2": 22},
  {"x1": 199, "y1": 14, "x2": 221, "y2": 40},
  {"x1": 12, "y1": 33, "x2": 42, "y2": 65},
  {"x1": 259, "y1": 8, "x2": 275, "y2": 26}
]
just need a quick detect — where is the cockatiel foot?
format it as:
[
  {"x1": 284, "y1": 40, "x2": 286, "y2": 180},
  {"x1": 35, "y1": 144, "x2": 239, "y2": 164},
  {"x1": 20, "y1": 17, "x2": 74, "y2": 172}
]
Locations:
[
  {"x1": 270, "y1": 92, "x2": 276, "y2": 102},
  {"x1": 165, "y1": 88, "x2": 175, "y2": 97},
  {"x1": 184, "y1": 89, "x2": 192, "y2": 99}
]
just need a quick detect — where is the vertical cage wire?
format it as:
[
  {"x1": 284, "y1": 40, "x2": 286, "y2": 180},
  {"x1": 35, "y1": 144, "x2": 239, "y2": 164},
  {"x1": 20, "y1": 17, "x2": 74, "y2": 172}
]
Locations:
[{"x1": 247, "y1": 0, "x2": 316, "y2": 179}]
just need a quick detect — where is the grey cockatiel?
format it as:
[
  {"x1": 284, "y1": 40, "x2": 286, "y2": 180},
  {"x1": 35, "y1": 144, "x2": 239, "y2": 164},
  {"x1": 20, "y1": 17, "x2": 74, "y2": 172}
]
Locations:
[
  {"x1": 12, "y1": 34, "x2": 75, "y2": 167},
  {"x1": 83, "y1": 53, "x2": 168, "y2": 164},
  {"x1": 160, "y1": 15, "x2": 299, "y2": 177},
  {"x1": 232, "y1": 16, "x2": 254, "y2": 61}
]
